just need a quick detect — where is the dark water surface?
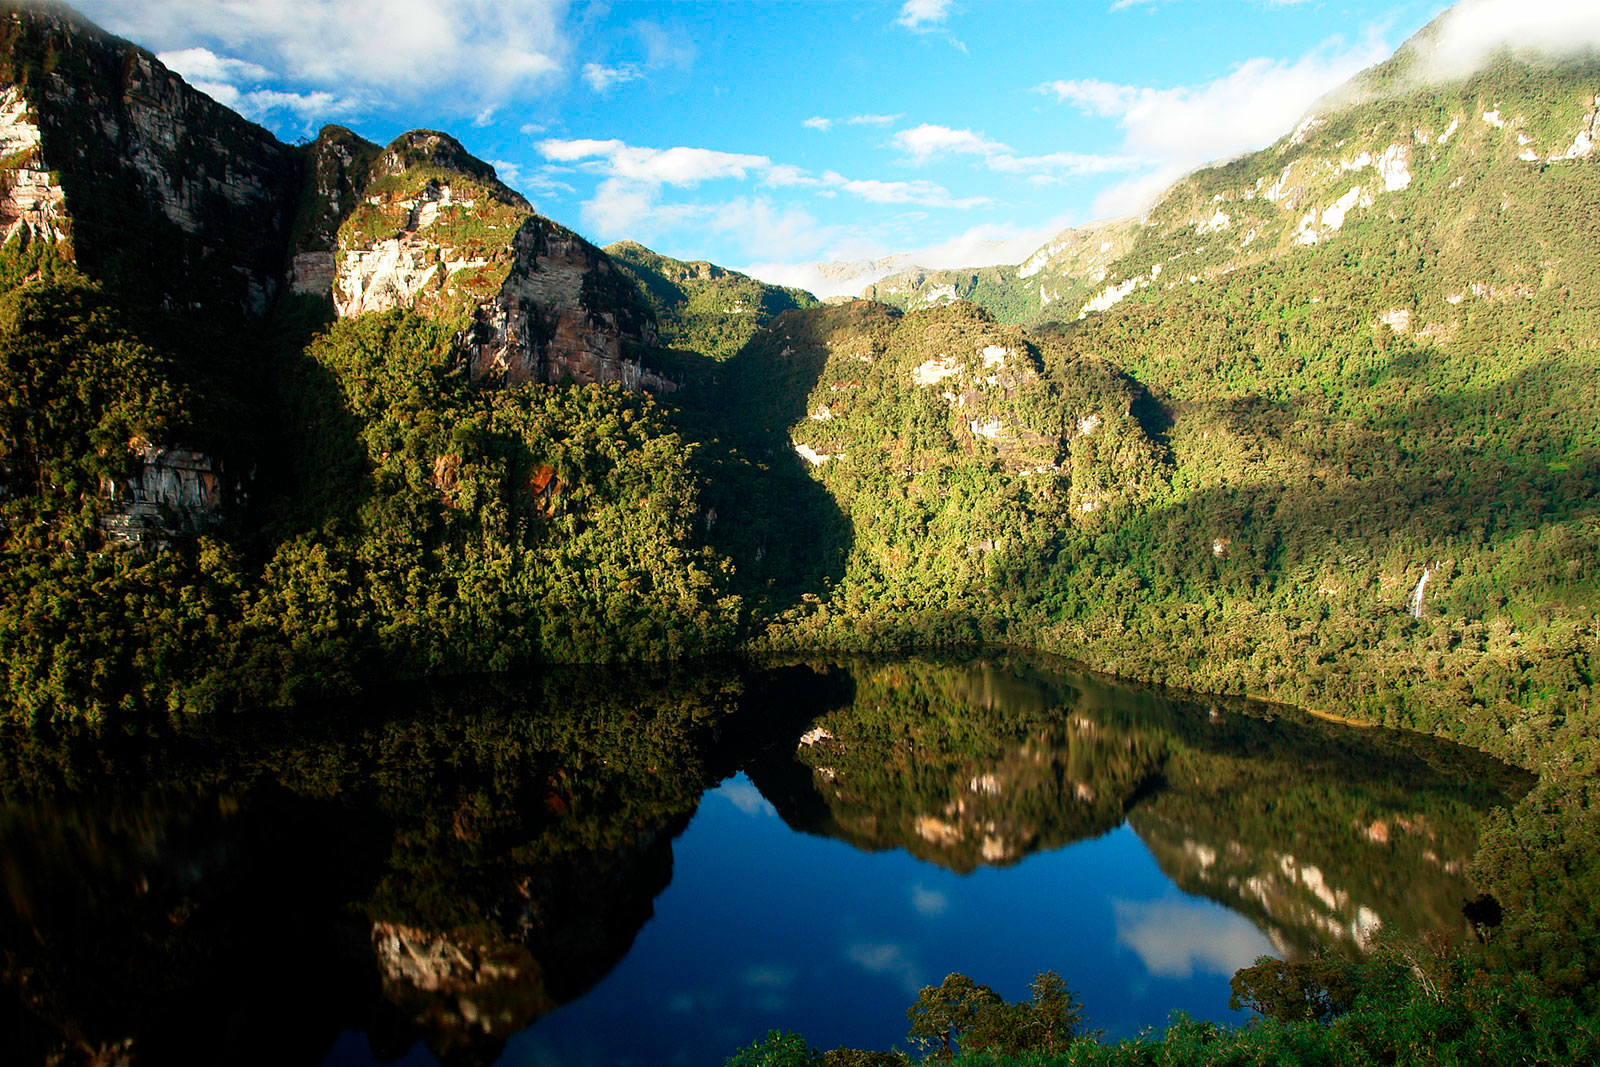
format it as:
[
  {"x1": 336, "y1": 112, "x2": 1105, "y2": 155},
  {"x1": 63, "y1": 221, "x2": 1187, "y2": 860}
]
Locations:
[{"x1": 0, "y1": 653, "x2": 1530, "y2": 1066}]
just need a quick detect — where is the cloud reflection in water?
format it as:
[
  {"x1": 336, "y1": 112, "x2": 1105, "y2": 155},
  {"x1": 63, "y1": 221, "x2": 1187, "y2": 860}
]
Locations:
[{"x1": 1112, "y1": 897, "x2": 1275, "y2": 979}]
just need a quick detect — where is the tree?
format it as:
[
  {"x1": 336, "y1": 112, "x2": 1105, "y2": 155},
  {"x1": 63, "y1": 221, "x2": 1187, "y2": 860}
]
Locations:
[
  {"x1": 907, "y1": 971, "x2": 1087, "y2": 1059},
  {"x1": 725, "y1": 1030, "x2": 823, "y2": 1067},
  {"x1": 906, "y1": 973, "x2": 1001, "y2": 1059},
  {"x1": 1229, "y1": 955, "x2": 1359, "y2": 1023}
]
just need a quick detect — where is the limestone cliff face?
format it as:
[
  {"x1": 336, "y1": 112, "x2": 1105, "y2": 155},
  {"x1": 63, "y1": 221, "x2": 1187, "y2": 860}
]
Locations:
[
  {"x1": 0, "y1": 1, "x2": 297, "y2": 315},
  {"x1": 304, "y1": 128, "x2": 673, "y2": 391},
  {"x1": 0, "y1": 82, "x2": 65, "y2": 247},
  {"x1": 97, "y1": 442, "x2": 235, "y2": 547},
  {"x1": 0, "y1": 5, "x2": 672, "y2": 396},
  {"x1": 288, "y1": 124, "x2": 377, "y2": 297},
  {"x1": 457, "y1": 215, "x2": 667, "y2": 389},
  {"x1": 368, "y1": 827, "x2": 678, "y2": 1059}
]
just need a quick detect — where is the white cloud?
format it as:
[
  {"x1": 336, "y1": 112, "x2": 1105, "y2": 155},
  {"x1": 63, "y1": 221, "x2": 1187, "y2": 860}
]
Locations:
[
  {"x1": 1092, "y1": 169, "x2": 1189, "y2": 218},
  {"x1": 489, "y1": 159, "x2": 526, "y2": 186},
  {"x1": 807, "y1": 113, "x2": 903, "y2": 132},
  {"x1": 763, "y1": 163, "x2": 819, "y2": 187},
  {"x1": 577, "y1": 21, "x2": 694, "y2": 95},
  {"x1": 582, "y1": 62, "x2": 643, "y2": 93},
  {"x1": 910, "y1": 216, "x2": 1075, "y2": 268},
  {"x1": 577, "y1": 165, "x2": 834, "y2": 262},
  {"x1": 706, "y1": 197, "x2": 830, "y2": 260},
  {"x1": 85, "y1": 0, "x2": 568, "y2": 110},
  {"x1": 1425, "y1": 0, "x2": 1600, "y2": 79},
  {"x1": 988, "y1": 151, "x2": 1145, "y2": 177},
  {"x1": 892, "y1": 123, "x2": 1140, "y2": 182},
  {"x1": 539, "y1": 136, "x2": 984, "y2": 250},
  {"x1": 489, "y1": 159, "x2": 578, "y2": 200},
  {"x1": 633, "y1": 19, "x2": 697, "y2": 70},
  {"x1": 234, "y1": 88, "x2": 354, "y2": 121},
  {"x1": 893, "y1": 123, "x2": 1010, "y2": 162},
  {"x1": 158, "y1": 47, "x2": 357, "y2": 125},
  {"x1": 156, "y1": 47, "x2": 272, "y2": 85},
  {"x1": 911, "y1": 884, "x2": 949, "y2": 917},
  {"x1": 1040, "y1": 37, "x2": 1389, "y2": 163},
  {"x1": 719, "y1": 779, "x2": 778, "y2": 817},
  {"x1": 897, "y1": 0, "x2": 956, "y2": 31},
  {"x1": 1040, "y1": 31, "x2": 1392, "y2": 215},
  {"x1": 1113, "y1": 898, "x2": 1275, "y2": 979},
  {"x1": 740, "y1": 213, "x2": 1076, "y2": 299},
  {"x1": 820, "y1": 171, "x2": 988, "y2": 209},
  {"x1": 538, "y1": 139, "x2": 770, "y2": 185},
  {"x1": 846, "y1": 941, "x2": 925, "y2": 995}
]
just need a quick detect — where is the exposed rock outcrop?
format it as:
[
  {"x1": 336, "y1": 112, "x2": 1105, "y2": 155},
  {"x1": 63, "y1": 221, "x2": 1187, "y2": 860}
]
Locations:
[
  {"x1": 308, "y1": 129, "x2": 673, "y2": 390},
  {"x1": 98, "y1": 442, "x2": 234, "y2": 546},
  {"x1": 0, "y1": 3, "x2": 682, "y2": 550},
  {"x1": 0, "y1": 1, "x2": 298, "y2": 314},
  {"x1": 0, "y1": 83, "x2": 66, "y2": 247},
  {"x1": 0, "y1": 4, "x2": 674, "y2": 395}
]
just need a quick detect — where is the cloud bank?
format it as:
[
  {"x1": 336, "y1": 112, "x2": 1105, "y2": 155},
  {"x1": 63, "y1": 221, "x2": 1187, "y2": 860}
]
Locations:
[
  {"x1": 1040, "y1": 31, "x2": 1391, "y2": 216},
  {"x1": 85, "y1": 0, "x2": 568, "y2": 112},
  {"x1": 1423, "y1": 0, "x2": 1600, "y2": 79}
]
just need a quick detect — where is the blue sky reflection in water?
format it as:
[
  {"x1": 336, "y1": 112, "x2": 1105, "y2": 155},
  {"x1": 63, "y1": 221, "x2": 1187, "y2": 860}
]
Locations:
[
  {"x1": 489, "y1": 774, "x2": 1270, "y2": 1067},
  {"x1": 236, "y1": 653, "x2": 1520, "y2": 1067}
]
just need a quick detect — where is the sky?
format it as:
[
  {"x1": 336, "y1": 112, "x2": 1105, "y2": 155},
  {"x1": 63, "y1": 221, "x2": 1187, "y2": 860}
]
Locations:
[{"x1": 72, "y1": 0, "x2": 1600, "y2": 294}]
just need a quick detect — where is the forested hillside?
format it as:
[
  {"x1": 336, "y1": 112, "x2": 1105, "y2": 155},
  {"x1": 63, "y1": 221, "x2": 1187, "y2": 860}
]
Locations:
[{"x1": 606, "y1": 241, "x2": 817, "y2": 362}]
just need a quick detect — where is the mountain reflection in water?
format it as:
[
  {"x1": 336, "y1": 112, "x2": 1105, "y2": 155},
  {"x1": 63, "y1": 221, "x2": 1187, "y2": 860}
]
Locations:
[{"x1": 0, "y1": 654, "x2": 1530, "y2": 1066}]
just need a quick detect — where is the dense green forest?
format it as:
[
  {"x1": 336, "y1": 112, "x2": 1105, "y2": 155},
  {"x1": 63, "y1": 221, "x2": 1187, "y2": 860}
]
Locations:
[{"x1": 606, "y1": 240, "x2": 818, "y2": 362}]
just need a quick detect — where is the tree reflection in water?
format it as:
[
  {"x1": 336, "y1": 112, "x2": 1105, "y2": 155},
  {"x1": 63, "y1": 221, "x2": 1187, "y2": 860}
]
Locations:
[{"x1": 0, "y1": 654, "x2": 1529, "y2": 1066}]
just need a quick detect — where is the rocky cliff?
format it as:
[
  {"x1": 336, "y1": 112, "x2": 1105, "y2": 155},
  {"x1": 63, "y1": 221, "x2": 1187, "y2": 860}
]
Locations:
[
  {"x1": 285, "y1": 125, "x2": 672, "y2": 389},
  {"x1": 0, "y1": 0, "x2": 297, "y2": 316},
  {"x1": 0, "y1": 0, "x2": 673, "y2": 395},
  {"x1": 0, "y1": 0, "x2": 681, "y2": 547}
]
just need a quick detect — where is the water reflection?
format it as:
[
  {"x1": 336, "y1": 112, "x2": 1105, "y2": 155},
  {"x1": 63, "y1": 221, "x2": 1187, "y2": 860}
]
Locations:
[
  {"x1": 0, "y1": 654, "x2": 1530, "y2": 1065},
  {"x1": 1111, "y1": 898, "x2": 1275, "y2": 979}
]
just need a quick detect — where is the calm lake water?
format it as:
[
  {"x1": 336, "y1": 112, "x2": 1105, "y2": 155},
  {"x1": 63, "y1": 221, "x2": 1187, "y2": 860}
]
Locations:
[{"x1": 0, "y1": 654, "x2": 1529, "y2": 1066}]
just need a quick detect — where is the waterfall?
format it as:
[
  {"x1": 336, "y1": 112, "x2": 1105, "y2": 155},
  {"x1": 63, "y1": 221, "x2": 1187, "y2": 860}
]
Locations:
[{"x1": 1408, "y1": 565, "x2": 1433, "y2": 619}]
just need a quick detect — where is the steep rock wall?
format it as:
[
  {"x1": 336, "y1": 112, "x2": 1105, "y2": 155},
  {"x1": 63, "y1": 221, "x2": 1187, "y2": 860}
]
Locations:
[
  {"x1": 97, "y1": 442, "x2": 235, "y2": 547},
  {"x1": 0, "y1": 82, "x2": 65, "y2": 247},
  {"x1": 314, "y1": 130, "x2": 674, "y2": 391},
  {"x1": 459, "y1": 216, "x2": 670, "y2": 389},
  {"x1": 0, "y1": 1, "x2": 298, "y2": 315}
]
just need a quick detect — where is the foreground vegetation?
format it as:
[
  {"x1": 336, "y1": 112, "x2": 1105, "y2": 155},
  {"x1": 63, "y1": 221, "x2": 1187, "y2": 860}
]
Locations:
[{"x1": 731, "y1": 954, "x2": 1600, "y2": 1066}]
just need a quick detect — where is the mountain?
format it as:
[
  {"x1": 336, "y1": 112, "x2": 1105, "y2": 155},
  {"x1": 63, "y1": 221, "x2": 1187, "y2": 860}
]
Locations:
[
  {"x1": 604, "y1": 240, "x2": 817, "y2": 362},
  {"x1": 749, "y1": 252, "x2": 921, "y2": 299},
  {"x1": 0, "y1": 0, "x2": 1594, "y2": 772},
  {"x1": 856, "y1": 218, "x2": 1139, "y2": 324},
  {"x1": 0, "y1": 1, "x2": 673, "y2": 390},
  {"x1": 698, "y1": 7, "x2": 1600, "y2": 999},
  {"x1": 0, "y1": 0, "x2": 1594, "y2": 769},
  {"x1": 0, "y1": 0, "x2": 749, "y2": 717}
]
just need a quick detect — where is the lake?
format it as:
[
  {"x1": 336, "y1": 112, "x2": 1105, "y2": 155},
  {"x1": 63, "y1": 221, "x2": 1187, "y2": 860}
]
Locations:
[{"x1": 0, "y1": 653, "x2": 1530, "y2": 1065}]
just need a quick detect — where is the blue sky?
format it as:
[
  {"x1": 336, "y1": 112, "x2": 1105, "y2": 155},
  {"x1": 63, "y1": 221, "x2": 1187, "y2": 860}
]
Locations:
[{"x1": 75, "y1": 1, "x2": 1588, "y2": 292}]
